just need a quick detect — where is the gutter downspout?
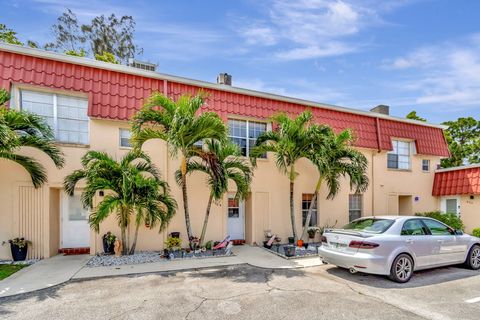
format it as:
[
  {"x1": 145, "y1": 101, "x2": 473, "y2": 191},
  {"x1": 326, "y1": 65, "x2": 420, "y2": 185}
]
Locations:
[{"x1": 373, "y1": 117, "x2": 382, "y2": 215}]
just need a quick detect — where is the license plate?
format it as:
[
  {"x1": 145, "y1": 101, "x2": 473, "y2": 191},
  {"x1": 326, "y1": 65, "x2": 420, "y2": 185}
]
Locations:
[{"x1": 330, "y1": 242, "x2": 347, "y2": 249}]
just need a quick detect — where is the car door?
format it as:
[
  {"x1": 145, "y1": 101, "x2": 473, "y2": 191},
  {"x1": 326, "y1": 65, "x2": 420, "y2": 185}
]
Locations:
[
  {"x1": 400, "y1": 219, "x2": 432, "y2": 268},
  {"x1": 421, "y1": 219, "x2": 462, "y2": 265}
]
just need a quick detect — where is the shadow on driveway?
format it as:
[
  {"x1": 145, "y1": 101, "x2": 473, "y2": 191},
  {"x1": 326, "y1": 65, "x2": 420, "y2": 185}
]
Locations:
[{"x1": 325, "y1": 264, "x2": 480, "y2": 288}]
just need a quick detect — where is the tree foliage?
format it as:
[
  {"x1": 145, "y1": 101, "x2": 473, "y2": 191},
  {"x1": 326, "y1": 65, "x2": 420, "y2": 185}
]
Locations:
[
  {"x1": 0, "y1": 88, "x2": 65, "y2": 188},
  {"x1": 63, "y1": 150, "x2": 177, "y2": 255},
  {"x1": 0, "y1": 23, "x2": 23, "y2": 45},
  {"x1": 406, "y1": 111, "x2": 426, "y2": 122},
  {"x1": 441, "y1": 117, "x2": 480, "y2": 168},
  {"x1": 132, "y1": 92, "x2": 227, "y2": 244},
  {"x1": 46, "y1": 9, "x2": 142, "y2": 64}
]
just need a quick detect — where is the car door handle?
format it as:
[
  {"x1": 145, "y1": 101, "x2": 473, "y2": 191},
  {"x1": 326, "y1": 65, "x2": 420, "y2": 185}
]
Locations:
[{"x1": 406, "y1": 239, "x2": 414, "y2": 244}]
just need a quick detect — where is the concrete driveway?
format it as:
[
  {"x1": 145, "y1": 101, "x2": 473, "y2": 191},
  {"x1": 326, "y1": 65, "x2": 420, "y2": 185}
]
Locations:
[{"x1": 0, "y1": 264, "x2": 479, "y2": 320}]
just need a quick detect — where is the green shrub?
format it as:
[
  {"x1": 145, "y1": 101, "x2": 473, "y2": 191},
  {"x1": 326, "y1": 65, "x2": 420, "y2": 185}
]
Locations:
[
  {"x1": 472, "y1": 228, "x2": 480, "y2": 238},
  {"x1": 415, "y1": 211, "x2": 464, "y2": 231}
]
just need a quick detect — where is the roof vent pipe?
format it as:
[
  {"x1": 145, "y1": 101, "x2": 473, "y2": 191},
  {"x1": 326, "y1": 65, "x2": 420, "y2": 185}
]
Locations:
[
  {"x1": 217, "y1": 73, "x2": 232, "y2": 85},
  {"x1": 370, "y1": 105, "x2": 390, "y2": 115}
]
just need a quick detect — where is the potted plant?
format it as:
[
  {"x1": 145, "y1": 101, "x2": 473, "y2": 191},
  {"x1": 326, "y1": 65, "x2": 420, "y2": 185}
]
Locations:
[
  {"x1": 3, "y1": 238, "x2": 32, "y2": 261},
  {"x1": 307, "y1": 227, "x2": 319, "y2": 239},
  {"x1": 288, "y1": 236, "x2": 295, "y2": 244},
  {"x1": 164, "y1": 236, "x2": 182, "y2": 256},
  {"x1": 102, "y1": 232, "x2": 116, "y2": 254},
  {"x1": 170, "y1": 232, "x2": 180, "y2": 238},
  {"x1": 283, "y1": 245, "x2": 296, "y2": 257}
]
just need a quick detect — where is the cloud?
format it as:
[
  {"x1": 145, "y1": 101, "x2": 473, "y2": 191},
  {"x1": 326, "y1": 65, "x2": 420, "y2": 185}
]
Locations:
[
  {"x1": 383, "y1": 34, "x2": 480, "y2": 107},
  {"x1": 234, "y1": 77, "x2": 347, "y2": 103},
  {"x1": 236, "y1": 0, "x2": 400, "y2": 61}
]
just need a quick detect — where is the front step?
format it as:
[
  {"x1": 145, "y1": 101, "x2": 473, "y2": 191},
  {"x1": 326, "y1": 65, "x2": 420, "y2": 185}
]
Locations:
[
  {"x1": 232, "y1": 239, "x2": 245, "y2": 245},
  {"x1": 58, "y1": 247, "x2": 90, "y2": 255}
]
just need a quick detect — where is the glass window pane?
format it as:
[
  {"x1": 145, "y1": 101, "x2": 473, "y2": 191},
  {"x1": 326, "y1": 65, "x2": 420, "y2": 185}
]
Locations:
[
  {"x1": 120, "y1": 129, "x2": 132, "y2": 147},
  {"x1": 446, "y1": 199, "x2": 458, "y2": 214},
  {"x1": 401, "y1": 219, "x2": 427, "y2": 236},
  {"x1": 302, "y1": 193, "x2": 317, "y2": 227},
  {"x1": 422, "y1": 219, "x2": 453, "y2": 235},
  {"x1": 230, "y1": 137, "x2": 247, "y2": 156}
]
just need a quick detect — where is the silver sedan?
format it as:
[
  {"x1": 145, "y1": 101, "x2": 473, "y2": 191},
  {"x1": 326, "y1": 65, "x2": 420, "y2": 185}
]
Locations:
[{"x1": 318, "y1": 216, "x2": 480, "y2": 282}]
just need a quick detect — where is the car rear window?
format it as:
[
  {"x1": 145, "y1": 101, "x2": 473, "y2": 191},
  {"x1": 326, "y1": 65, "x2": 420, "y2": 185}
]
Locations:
[{"x1": 343, "y1": 218, "x2": 395, "y2": 234}]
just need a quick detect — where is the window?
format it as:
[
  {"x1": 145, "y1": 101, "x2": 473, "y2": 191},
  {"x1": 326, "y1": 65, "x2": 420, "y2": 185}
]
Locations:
[
  {"x1": 349, "y1": 194, "x2": 363, "y2": 222},
  {"x1": 227, "y1": 197, "x2": 240, "y2": 218},
  {"x1": 422, "y1": 219, "x2": 453, "y2": 235},
  {"x1": 401, "y1": 219, "x2": 427, "y2": 236},
  {"x1": 422, "y1": 159, "x2": 430, "y2": 172},
  {"x1": 387, "y1": 140, "x2": 411, "y2": 170},
  {"x1": 302, "y1": 194, "x2": 317, "y2": 227},
  {"x1": 119, "y1": 129, "x2": 132, "y2": 148},
  {"x1": 446, "y1": 199, "x2": 458, "y2": 214},
  {"x1": 343, "y1": 218, "x2": 395, "y2": 234},
  {"x1": 20, "y1": 89, "x2": 89, "y2": 144},
  {"x1": 228, "y1": 119, "x2": 267, "y2": 157}
]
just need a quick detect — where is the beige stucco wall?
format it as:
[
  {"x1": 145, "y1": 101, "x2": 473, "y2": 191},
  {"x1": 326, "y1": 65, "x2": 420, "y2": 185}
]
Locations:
[
  {"x1": 460, "y1": 196, "x2": 480, "y2": 234},
  {"x1": 0, "y1": 115, "x2": 447, "y2": 259}
]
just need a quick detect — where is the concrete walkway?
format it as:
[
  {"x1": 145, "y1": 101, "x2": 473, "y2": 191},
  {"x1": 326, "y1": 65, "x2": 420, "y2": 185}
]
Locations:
[
  {"x1": 0, "y1": 245, "x2": 324, "y2": 298},
  {"x1": 0, "y1": 254, "x2": 90, "y2": 298}
]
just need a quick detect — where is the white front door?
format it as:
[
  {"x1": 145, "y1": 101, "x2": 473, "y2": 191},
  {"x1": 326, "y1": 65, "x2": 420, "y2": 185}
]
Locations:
[
  {"x1": 227, "y1": 196, "x2": 245, "y2": 240},
  {"x1": 61, "y1": 193, "x2": 90, "y2": 248}
]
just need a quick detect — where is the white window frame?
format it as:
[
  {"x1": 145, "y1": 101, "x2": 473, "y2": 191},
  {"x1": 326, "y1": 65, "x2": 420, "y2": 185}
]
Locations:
[
  {"x1": 16, "y1": 86, "x2": 90, "y2": 145},
  {"x1": 440, "y1": 196, "x2": 461, "y2": 216},
  {"x1": 119, "y1": 128, "x2": 132, "y2": 148},
  {"x1": 387, "y1": 139, "x2": 413, "y2": 170},
  {"x1": 349, "y1": 194, "x2": 363, "y2": 222},
  {"x1": 228, "y1": 118, "x2": 268, "y2": 157},
  {"x1": 301, "y1": 193, "x2": 318, "y2": 227}
]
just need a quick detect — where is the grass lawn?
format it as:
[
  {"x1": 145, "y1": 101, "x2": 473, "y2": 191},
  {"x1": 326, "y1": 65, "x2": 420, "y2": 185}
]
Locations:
[{"x1": 0, "y1": 264, "x2": 27, "y2": 280}]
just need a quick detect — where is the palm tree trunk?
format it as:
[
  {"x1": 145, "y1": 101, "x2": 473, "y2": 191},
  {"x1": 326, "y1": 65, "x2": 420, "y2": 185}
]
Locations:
[
  {"x1": 129, "y1": 222, "x2": 141, "y2": 255},
  {"x1": 199, "y1": 193, "x2": 214, "y2": 246},
  {"x1": 181, "y1": 157, "x2": 193, "y2": 241},
  {"x1": 289, "y1": 166, "x2": 297, "y2": 240},
  {"x1": 120, "y1": 207, "x2": 128, "y2": 255},
  {"x1": 301, "y1": 177, "x2": 322, "y2": 240}
]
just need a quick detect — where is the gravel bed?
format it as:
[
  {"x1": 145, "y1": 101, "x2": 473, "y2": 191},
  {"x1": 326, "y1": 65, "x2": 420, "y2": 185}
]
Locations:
[
  {"x1": 0, "y1": 259, "x2": 39, "y2": 265},
  {"x1": 263, "y1": 242, "x2": 322, "y2": 259},
  {"x1": 86, "y1": 250, "x2": 232, "y2": 267}
]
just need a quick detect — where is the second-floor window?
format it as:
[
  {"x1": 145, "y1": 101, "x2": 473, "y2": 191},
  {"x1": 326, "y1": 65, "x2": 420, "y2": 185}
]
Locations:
[
  {"x1": 20, "y1": 89, "x2": 89, "y2": 145},
  {"x1": 228, "y1": 119, "x2": 266, "y2": 157},
  {"x1": 387, "y1": 140, "x2": 411, "y2": 170},
  {"x1": 422, "y1": 159, "x2": 430, "y2": 172}
]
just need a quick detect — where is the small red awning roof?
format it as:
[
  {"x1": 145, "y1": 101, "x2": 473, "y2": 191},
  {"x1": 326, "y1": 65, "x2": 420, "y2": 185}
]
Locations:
[{"x1": 432, "y1": 165, "x2": 480, "y2": 196}]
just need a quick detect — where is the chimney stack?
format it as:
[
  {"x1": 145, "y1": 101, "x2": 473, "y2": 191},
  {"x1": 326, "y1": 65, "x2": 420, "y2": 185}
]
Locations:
[
  {"x1": 217, "y1": 73, "x2": 232, "y2": 86},
  {"x1": 370, "y1": 104, "x2": 390, "y2": 115}
]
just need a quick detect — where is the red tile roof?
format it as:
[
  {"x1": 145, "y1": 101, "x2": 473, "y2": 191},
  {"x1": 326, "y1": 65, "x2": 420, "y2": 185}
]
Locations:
[
  {"x1": 0, "y1": 46, "x2": 450, "y2": 157},
  {"x1": 432, "y1": 166, "x2": 480, "y2": 196}
]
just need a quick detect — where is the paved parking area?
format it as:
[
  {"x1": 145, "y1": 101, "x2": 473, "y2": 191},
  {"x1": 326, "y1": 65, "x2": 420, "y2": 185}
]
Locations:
[{"x1": 0, "y1": 264, "x2": 479, "y2": 320}]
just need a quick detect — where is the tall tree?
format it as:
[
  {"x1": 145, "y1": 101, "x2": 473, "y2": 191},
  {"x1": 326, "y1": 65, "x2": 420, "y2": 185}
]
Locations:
[
  {"x1": 82, "y1": 13, "x2": 141, "y2": 64},
  {"x1": 64, "y1": 150, "x2": 176, "y2": 255},
  {"x1": 0, "y1": 88, "x2": 64, "y2": 188},
  {"x1": 441, "y1": 117, "x2": 480, "y2": 168},
  {"x1": 0, "y1": 23, "x2": 23, "y2": 45},
  {"x1": 132, "y1": 92, "x2": 227, "y2": 244},
  {"x1": 177, "y1": 140, "x2": 252, "y2": 246},
  {"x1": 251, "y1": 111, "x2": 314, "y2": 240},
  {"x1": 300, "y1": 126, "x2": 369, "y2": 240},
  {"x1": 46, "y1": 9, "x2": 142, "y2": 63},
  {"x1": 406, "y1": 111, "x2": 426, "y2": 122},
  {"x1": 45, "y1": 9, "x2": 86, "y2": 53}
]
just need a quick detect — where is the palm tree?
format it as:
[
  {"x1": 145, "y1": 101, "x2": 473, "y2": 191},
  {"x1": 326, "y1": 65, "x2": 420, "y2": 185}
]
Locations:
[
  {"x1": 131, "y1": 92, "x2": 227, "y2": 242},
  {"x1": 300, "y1": 127, "x2": 369, "y2": 240},
  {"x1": 63, "y1": 150, "x2": 177, "y2": 255},
  {"x1": 176, "y1": 140, "x2": 253, "y2": 246},
  {"x1": 0, "y1": 88, "x2": 64, "y2": 188},
  {"x1": 250, "y1": 111, "x2": 314, "y2": 240}
]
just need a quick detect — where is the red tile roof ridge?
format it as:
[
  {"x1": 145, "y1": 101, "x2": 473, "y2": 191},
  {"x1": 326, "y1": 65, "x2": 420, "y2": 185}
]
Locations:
[
  {"x1": 0, "y1": 43, "x2": 447, "y2": 130},
  {"x1": 435, "y1": 164, "x2": 480, "y2": 173}
]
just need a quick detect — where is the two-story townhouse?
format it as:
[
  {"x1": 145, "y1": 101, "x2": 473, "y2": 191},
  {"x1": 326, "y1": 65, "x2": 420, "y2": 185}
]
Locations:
[{"x1": 0, "y1": 43, "x2": 450, "y2": 259}]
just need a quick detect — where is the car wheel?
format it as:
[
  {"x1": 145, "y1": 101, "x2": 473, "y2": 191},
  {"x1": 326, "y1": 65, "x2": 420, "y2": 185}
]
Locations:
[
  {"x1": 464, "y1": 244, "x2": 480, "y2": 270},
  {"x1": 389, "y1": 254, "x2": 414, "y2": 283}
]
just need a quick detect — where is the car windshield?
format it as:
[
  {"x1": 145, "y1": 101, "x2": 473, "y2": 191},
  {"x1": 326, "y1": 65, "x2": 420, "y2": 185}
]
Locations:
[{"x1": 343, "y1": 218, "x2": 395, "y2": 234}]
